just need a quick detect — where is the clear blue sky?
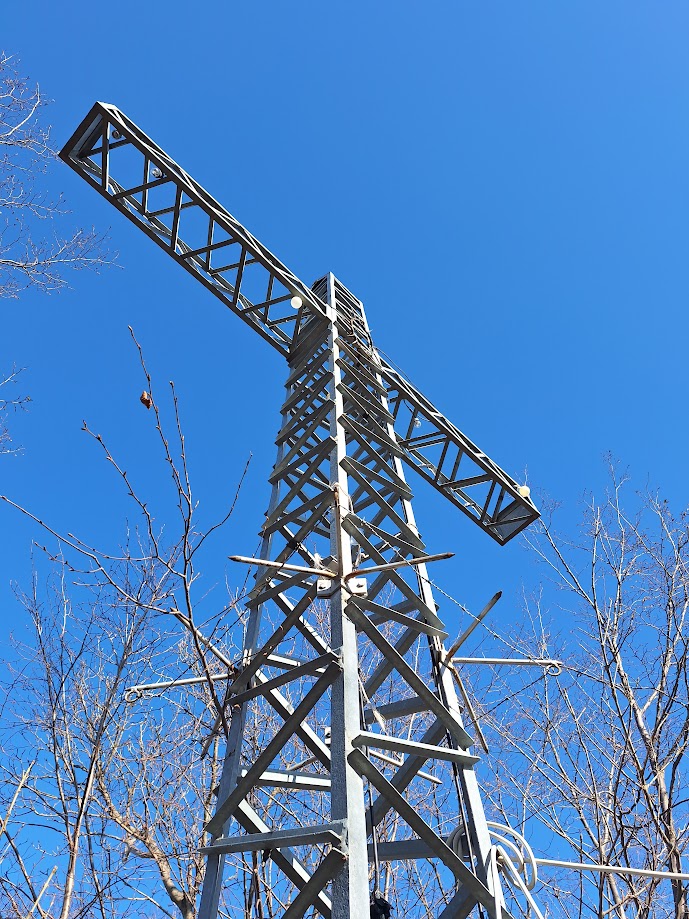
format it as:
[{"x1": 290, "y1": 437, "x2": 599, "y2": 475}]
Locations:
[{"x1": 2, "y1": 3, "x2": 688, "y2": 645}]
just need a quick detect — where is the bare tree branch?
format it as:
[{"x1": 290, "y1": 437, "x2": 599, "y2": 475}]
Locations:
[
  {"x1": 0, "y1": 51, "x2": 115, "y2": 300},
  {"x1": 481, "y1": 463, "x2": 689, "y2": 917},
  {"x1": 0, "y1": 365, "x2": 29, "y2": 455}
]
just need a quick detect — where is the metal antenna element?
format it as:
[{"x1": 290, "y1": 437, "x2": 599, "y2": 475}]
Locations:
[{"x1": 60, "y1": 104, "x2": 543, "y2": 919}]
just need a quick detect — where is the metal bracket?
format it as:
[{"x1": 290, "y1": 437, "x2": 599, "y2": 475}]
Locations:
[{"x1": 317, "y1": 576, "x2": 368, "y2": 598}]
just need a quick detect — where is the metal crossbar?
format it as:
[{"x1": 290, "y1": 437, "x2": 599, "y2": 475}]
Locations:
[{"x1": 60, "y1": 103, "x2": 538, "y2": 546}]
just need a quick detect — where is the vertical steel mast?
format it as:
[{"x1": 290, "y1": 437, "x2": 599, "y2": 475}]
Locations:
[{"x1": 60, "y1": 104, "x2": 542, "y2": 919}]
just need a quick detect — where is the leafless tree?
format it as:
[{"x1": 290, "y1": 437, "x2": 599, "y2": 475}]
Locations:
[
  {"x1": 0, "y1": 52, "x2": 115, "y2": 456},
  {"x1": 0, "y1": 332, "x2": 251, "y2": 918},
  {"x1": 472, "y1": 462, "x2": 689, "y2": 918},
  {"x1": 0, "y1": 52, "x2": 112, "y2": 299},
  {"x1": 0, "y1": 575, "x2": 248, "y2": 919}
]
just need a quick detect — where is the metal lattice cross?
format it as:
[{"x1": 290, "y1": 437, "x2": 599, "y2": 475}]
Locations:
[{"x1": 60, "y1": 105, "x2": 541, "y2": 919}]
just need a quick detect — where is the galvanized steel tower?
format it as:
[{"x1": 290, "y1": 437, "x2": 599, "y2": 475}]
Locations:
[{"x1": 61, "y1": 104, "x2": 541, "y2": 919}]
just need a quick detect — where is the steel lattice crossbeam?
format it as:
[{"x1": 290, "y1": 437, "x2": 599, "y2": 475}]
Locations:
[
  {"x1": 60, "y1": 105, "x2": 542, "y2": 919},
  {"x1": 60, "y1": 102, "x2": 539, "y2": 546}
]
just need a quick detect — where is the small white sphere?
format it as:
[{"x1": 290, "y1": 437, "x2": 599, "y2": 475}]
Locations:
[
  {"x1": 518, "y1": 484, "x2": 531, "y2": 499},
  {"x1": 290, "y1": 296, "x2": 303, "y2": 310}
]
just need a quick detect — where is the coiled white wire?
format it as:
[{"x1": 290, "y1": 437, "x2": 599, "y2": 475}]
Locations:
[{"x1": 447, "y1": 821, "x2": 543, "y2": 918}]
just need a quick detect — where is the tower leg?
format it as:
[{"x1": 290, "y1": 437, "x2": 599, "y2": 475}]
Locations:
[{"x1": 327, "y1": 294, "x2": 371, "y2": 919}]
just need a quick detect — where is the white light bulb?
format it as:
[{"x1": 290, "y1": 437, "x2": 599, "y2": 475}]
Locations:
[
  {"x1": 413, "y1": 417, "x2": 422, "y2": 428},
  {"x1": 290, "y1": 296, "x2": 303, "y2": 310},
  {"x1": 518, "y1": 484, "x2": 531, "y2": 499}
]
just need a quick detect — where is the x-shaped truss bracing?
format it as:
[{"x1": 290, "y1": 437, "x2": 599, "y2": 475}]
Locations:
[{"x1": 197, "y1": 276, "x2": 517, "y2": 919}]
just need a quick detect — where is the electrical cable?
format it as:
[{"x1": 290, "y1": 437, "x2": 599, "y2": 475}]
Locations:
[{"x1": 358, "y1": 678, "x2": 382, "y2": 897}]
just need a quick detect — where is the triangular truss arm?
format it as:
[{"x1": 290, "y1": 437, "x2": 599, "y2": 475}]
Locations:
[
  {"x1": 59, "y1": 102, "x2": 328, "y2": 356},
  {"x1": 60, "y1": 104, "x2": 539, "y2": 546}
]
